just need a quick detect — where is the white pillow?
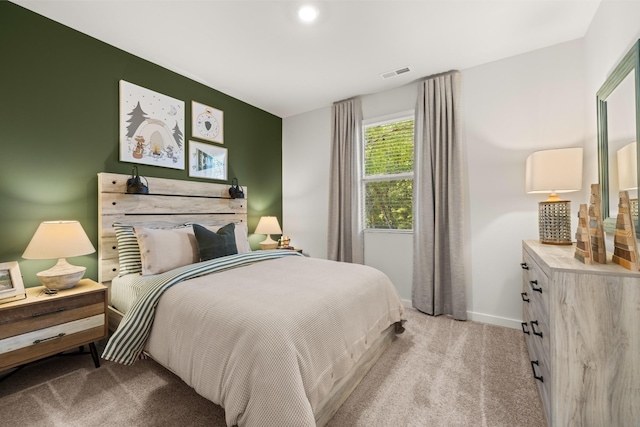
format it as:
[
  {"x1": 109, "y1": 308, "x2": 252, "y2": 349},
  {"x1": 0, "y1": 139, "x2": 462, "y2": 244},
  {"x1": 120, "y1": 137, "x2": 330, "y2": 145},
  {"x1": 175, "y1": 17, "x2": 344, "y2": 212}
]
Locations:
[
  {"x1": 232, "y1": 222, "x2": 252, "y2": 253},
  {"x1": 134, "y1": 226, "x2": 197, "y2": 275}
]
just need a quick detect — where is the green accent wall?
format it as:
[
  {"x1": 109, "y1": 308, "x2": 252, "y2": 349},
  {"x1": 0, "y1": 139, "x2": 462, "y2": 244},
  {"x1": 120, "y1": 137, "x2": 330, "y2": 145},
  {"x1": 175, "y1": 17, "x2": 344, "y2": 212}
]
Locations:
[{"x1": 0, "y1": 2, "x2": 283, "y2": 287}]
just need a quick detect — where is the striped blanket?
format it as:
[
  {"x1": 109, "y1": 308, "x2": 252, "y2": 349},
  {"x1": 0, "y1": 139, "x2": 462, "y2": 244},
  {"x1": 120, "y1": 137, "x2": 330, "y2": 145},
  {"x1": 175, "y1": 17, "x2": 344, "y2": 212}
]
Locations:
[{"x1": 102, "y1": 250, "x2": 303, "y2": 365}]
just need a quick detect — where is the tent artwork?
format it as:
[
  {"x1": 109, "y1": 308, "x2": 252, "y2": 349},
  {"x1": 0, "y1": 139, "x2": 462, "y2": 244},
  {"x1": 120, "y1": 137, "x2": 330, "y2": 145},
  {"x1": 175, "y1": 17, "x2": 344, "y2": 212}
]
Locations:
[{"x1": 119, "y1": 80, "x2": 185, "y2": 170}]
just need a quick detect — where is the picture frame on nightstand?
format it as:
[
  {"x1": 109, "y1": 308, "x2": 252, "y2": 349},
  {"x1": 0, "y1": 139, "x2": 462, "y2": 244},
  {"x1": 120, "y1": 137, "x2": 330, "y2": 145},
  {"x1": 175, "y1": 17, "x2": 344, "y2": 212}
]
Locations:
[{"x1": 0, "y1": 261, "x2": 26, "y2": 304}]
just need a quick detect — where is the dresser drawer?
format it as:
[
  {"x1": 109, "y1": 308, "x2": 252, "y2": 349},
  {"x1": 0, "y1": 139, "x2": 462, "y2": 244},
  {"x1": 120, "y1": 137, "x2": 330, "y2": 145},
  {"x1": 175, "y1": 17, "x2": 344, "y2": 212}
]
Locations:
[
  {"x1": 527, "y1": 328, "x2": 551, "y2": 422},
  {"x1": 521, "y1": 252, "x2": 549, "y2": 317},
  {"x1": 521, "y1": 248, "x2": 552, "y2": 423},
  {"x1": 523, "y1": 300, "x2": 550, "y2": 380}
]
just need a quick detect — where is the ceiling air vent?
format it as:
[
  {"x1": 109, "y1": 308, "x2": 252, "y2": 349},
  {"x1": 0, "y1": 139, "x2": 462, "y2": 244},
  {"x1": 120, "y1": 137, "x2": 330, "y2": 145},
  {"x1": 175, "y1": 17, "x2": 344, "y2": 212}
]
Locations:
[{"x1": 380, "y1": 66, "x2": 411, "y2": 79}]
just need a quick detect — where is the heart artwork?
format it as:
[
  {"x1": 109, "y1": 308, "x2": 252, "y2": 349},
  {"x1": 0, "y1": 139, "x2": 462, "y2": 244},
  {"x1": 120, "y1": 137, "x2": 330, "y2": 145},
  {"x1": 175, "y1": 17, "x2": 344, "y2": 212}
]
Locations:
[{"x1": 205, "y1": 121, "x2": 212, "y2": 131}]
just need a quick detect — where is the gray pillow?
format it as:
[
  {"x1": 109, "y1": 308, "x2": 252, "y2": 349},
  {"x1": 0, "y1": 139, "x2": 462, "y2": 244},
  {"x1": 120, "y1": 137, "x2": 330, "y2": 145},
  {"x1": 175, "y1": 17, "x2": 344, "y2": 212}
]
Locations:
[{"x1": 192, "y1": 223, "x2": 238, "y2": 261}]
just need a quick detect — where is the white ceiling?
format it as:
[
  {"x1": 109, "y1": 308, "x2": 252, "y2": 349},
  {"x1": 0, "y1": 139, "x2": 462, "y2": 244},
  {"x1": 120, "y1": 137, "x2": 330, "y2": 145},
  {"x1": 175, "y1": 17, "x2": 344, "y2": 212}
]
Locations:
[{"x1": 12, "y1": 0, "x2": 601, "y2": 118}]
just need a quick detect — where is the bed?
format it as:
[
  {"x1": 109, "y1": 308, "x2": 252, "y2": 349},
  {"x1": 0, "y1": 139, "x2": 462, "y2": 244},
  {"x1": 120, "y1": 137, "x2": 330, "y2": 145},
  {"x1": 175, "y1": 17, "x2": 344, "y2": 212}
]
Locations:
[{"x1": 97, "y1": 172, "x2": 406, "y2": 427}]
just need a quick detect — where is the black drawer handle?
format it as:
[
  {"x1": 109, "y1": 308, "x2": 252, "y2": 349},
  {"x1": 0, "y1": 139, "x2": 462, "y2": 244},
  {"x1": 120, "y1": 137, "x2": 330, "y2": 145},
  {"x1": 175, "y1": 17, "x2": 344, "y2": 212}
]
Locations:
[
  {"x1": 32, "y1": 307, "x2": 65, "y2": 317},
  {"x1": 521, "y1": 322, "x2": 530, "y2": 335},
  {"x1": 530, "y1": 320, "x2": 543, "y2": 338},
  {"x1": 530, "y1": 360, "x2": 544, "y2": 382},
  {"x1": 520, "y1": 262, "x2": 529, "y2": 270},
  {"x1": 34, "y1": 332, "x2": 66, "y2": 344},
  {"x1": 521, "y1": 292, "x2": 530, "y2": 303},
  {"x1": 529, "y1": 280, "x2": 542, "y2": 293}
]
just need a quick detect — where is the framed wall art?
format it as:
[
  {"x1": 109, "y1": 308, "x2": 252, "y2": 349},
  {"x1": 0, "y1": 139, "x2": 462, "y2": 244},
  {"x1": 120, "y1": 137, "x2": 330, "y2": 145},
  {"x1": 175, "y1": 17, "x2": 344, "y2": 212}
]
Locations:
[
  {"x1": 0, "y1": 261, "x2": 26, "y2": 304},
  {"x1": 192, "y1": 101, "x2": 224, "y2": 144},
  {"x1": 119, "y1": 80, "x2": 185, "y2": 170},
  {"x1": 189, "y1": 140, "x2": 228, "y2": 180}
]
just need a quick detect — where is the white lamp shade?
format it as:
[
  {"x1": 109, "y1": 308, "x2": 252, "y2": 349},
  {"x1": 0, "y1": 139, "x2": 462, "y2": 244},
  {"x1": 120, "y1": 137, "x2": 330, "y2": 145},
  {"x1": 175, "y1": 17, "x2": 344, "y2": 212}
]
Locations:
[
  {"x1": 254, "y1": 216, "x2": 282, "y2": 235},
  {"x1": 525, "y1": 147, "x2": 583, "y2": 194},
  {"x1": 617, "y1": 141, "x2": 637, "y2": 191},
  {"x1": 23, "y1": 221, "x2": 96, "y2": 260}
]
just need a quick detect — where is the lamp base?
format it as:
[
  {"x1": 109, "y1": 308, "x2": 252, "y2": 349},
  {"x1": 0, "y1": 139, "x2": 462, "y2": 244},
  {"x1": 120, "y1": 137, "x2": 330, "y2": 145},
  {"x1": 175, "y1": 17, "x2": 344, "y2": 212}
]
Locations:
[
  {"x1": 539, "y1": 199, "x2": 573, "y2": 245},
  {"x1": 36, "y1": 258, "x2": 86, "y2": 290},
  {"x1": 259, "y1": 235, "x2": 279, "y2": 250}
]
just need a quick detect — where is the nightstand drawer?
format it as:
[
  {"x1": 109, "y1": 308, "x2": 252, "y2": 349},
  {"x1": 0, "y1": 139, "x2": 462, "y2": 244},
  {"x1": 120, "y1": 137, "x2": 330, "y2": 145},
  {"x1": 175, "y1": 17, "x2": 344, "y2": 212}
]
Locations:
[
  {"x1": 0, "y1": 324, "x2": 105, "y2": 371},
  {"x1": 0, "y1": 291, "x2": 103, "y2": 324},
  {"x1": 0, "y1": 292, "x2": 105, "y2": 340},
  {"x1": 0, "y1": 279, "x2": 108, "y2": 372},
  {"x1": 0, "y1": 314, "x2": 104, "y2": 354}
]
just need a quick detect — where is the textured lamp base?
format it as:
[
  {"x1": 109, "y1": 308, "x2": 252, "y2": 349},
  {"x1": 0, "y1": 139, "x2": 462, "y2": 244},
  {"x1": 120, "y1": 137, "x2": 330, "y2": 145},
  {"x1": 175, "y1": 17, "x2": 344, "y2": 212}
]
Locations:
[
  {"x1": 36, "y1": 258, "x2": 86, "y2": 290},
  {"x1": 539, "y1": 200, "x2": 572, "y2": 245}
]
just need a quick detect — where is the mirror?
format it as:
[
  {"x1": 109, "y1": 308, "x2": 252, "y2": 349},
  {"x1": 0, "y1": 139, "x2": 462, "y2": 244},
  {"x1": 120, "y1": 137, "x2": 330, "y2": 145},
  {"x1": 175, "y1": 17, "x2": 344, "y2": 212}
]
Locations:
[{"x1": 597, "y1": 39, "x2": 640, "y2": 237}]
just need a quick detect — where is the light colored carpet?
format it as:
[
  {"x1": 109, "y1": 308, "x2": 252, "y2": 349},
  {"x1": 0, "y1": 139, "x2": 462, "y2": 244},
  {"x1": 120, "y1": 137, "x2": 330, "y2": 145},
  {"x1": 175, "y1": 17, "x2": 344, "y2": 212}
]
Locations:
[{"x1": 0, "y1": 308, "x2": 546, "y2": 426}]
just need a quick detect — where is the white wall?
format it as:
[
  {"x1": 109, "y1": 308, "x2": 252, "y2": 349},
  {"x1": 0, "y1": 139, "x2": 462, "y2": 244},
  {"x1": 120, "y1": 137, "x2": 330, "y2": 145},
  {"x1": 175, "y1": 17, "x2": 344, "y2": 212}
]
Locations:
[
  {"x1": 282, "y1": 106, "x2": 331, "y2": 258},
  {"x1": 463, "y1": 39, "x2": 586, "y2": 327},
  {"x1": 282, "y1": 0, "x2": 640, "y2": 328}
]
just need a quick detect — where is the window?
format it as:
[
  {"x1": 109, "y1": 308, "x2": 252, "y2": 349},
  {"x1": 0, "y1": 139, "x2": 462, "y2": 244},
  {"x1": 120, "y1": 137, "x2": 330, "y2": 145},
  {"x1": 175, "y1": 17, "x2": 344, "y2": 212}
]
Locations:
[{"x1": 361, "y1": 112, "x2": 414, "y2": 230}]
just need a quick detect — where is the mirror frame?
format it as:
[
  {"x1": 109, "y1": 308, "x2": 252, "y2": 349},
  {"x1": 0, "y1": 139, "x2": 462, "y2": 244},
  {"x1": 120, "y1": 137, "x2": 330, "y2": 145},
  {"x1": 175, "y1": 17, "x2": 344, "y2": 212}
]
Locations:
[{"x1": 597, "y1": 39, "x2": 640, "y2": 237}]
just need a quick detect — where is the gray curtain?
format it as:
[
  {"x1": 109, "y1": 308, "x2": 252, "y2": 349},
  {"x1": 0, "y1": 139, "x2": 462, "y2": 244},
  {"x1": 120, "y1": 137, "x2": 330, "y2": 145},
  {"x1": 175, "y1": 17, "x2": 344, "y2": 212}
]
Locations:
[
  {"x1": 413, "y1": 71, "x2": 467, "y2": 320},
  {"x1": 327, "y1": 98, "x2": 364, "y2": 264}
]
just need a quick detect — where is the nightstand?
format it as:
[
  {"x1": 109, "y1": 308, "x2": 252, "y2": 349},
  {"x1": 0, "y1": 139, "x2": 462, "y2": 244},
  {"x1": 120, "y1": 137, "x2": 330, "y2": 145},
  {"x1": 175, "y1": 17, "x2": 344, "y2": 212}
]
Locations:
[
  {"x1": 278, "y1": 247, "x2": 303, "y2": 254},
  {"x1": 0, "y1": 279, "x2": 108, "y2": 373}
]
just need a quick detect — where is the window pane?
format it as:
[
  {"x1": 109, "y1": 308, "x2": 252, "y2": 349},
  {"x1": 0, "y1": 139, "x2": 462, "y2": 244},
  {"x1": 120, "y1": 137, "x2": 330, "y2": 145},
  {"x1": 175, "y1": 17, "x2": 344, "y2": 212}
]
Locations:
[
  {"x1": 364, "y1": 179, "x2": 413, "y2": 230},
  {"x1": 364, "y1": 119, "x2": 414, "y2": 176}
]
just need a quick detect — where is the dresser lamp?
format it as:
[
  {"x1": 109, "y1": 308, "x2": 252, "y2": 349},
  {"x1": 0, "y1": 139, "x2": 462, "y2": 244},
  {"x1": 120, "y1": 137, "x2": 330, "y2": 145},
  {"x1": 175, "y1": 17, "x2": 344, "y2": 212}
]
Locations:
[
  {"x1": 255, "y1": 216, "x2": 282, "y2": 250},
  {"x1": 22, "y1": 221, "x2": 96, "y2": 292},
  {"x1": 526, "y1": 147, "x2": 583, "y2": 245},
  {"x1": 617, "y1": 141, "x2": 638, "y2": 219}
]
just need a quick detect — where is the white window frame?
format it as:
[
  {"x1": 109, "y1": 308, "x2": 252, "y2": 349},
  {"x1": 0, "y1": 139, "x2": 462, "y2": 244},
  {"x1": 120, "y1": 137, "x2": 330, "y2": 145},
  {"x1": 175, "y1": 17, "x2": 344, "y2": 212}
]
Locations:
[{"x1": 361, "y1": 110, "x2": 415, "y2": 233}]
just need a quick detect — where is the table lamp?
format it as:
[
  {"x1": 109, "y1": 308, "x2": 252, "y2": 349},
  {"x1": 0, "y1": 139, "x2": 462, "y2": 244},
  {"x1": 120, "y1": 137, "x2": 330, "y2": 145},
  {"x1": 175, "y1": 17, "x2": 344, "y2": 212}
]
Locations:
[
  {"x1": 23, "y1": 220, "x2": 96, "y2": 291},
  {"x1": 255, "y1": 216, "x2": 282, "y2": 250},
  {"x1": 617, "y1": 141, "x2": 638, "y2": 219},
  {"x1": 526, "y1": 147, "x2": 583, "y2": 245}
]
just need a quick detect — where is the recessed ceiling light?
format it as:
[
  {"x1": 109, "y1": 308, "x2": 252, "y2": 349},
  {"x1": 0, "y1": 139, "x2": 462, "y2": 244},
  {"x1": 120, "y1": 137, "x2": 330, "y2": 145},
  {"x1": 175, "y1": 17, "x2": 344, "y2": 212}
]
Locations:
[{"x1": 298, "y1": 5, "x2": 319, "y2": 23}]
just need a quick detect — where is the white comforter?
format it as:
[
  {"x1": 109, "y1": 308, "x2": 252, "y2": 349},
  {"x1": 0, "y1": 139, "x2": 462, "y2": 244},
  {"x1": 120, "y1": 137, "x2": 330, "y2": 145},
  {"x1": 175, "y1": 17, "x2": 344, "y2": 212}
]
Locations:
[{"x1": 143, "y1": 255, "x2": 406, "y2": 426}]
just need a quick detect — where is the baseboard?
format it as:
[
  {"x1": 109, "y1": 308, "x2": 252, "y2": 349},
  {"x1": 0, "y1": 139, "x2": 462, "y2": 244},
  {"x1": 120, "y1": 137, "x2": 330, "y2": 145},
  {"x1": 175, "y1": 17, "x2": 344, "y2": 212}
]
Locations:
[
  {"x1": 401, "y1": 300, "x2": 521, "y2": 330},
  {"x1": 466, "y1": 311, "x2": 521, "y2": 329}
]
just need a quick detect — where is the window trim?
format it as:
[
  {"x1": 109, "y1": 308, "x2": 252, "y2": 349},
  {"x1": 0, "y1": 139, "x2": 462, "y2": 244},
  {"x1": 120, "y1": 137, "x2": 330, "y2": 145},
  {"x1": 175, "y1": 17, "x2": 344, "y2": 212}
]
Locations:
[
  {"x1": 362, "y1": 110, "x2": 414, "y2": 127},
  {"x1": 360, "y1": 110, "x2": 415, "y2": 232},
  {"x1": 362, "y1": 171, "x2": 414, "y2": 183}
]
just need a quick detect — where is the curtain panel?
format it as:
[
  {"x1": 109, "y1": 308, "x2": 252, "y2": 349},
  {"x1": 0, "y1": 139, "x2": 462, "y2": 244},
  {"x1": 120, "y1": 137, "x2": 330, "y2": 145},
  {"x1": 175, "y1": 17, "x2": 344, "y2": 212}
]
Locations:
[
  {"x1": 413, "y1": 71, "x2": 467, "y2": 320},
  {"x1": 327, "y1": 98, "x2": 364, "y2": 264}
]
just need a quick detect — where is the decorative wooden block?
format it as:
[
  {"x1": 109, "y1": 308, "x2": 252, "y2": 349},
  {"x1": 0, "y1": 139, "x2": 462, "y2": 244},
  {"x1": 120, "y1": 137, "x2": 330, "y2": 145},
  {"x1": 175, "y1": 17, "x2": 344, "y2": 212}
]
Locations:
[
  {"x1": 612, "y1": 191, "x2": 639, "y2": 271},
  {"x1": 588, "y1": 183, "x2": 607, "y2": 263},
  {"x1": 574, "y1": 204, "x2": 593, "y2": 264}
]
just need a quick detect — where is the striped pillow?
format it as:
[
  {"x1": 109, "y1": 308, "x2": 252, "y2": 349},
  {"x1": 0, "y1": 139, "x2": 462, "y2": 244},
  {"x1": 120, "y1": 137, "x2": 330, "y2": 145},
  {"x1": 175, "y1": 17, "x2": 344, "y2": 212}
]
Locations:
[{"x1": 113, "y1": 222, "x2": 142, "y2": 276}]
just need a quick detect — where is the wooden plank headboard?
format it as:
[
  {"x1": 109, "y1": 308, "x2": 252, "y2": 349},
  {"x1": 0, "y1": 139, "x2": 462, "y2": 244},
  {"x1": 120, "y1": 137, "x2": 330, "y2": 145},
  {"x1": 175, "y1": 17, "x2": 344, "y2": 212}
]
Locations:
[{"x1": 98, "y1": 172, "x2": 248, "y2": 284}]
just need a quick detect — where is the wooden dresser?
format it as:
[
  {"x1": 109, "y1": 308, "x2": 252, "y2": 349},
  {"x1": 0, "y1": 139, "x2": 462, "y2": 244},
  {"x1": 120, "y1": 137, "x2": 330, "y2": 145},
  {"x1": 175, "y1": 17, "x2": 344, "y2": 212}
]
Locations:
[
  {"x1": 521, "y1": 240, "x2": 640, "y2": 426},
  {"x1": 0, "y1": 279, "x2": 108, "y2": 372}
]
